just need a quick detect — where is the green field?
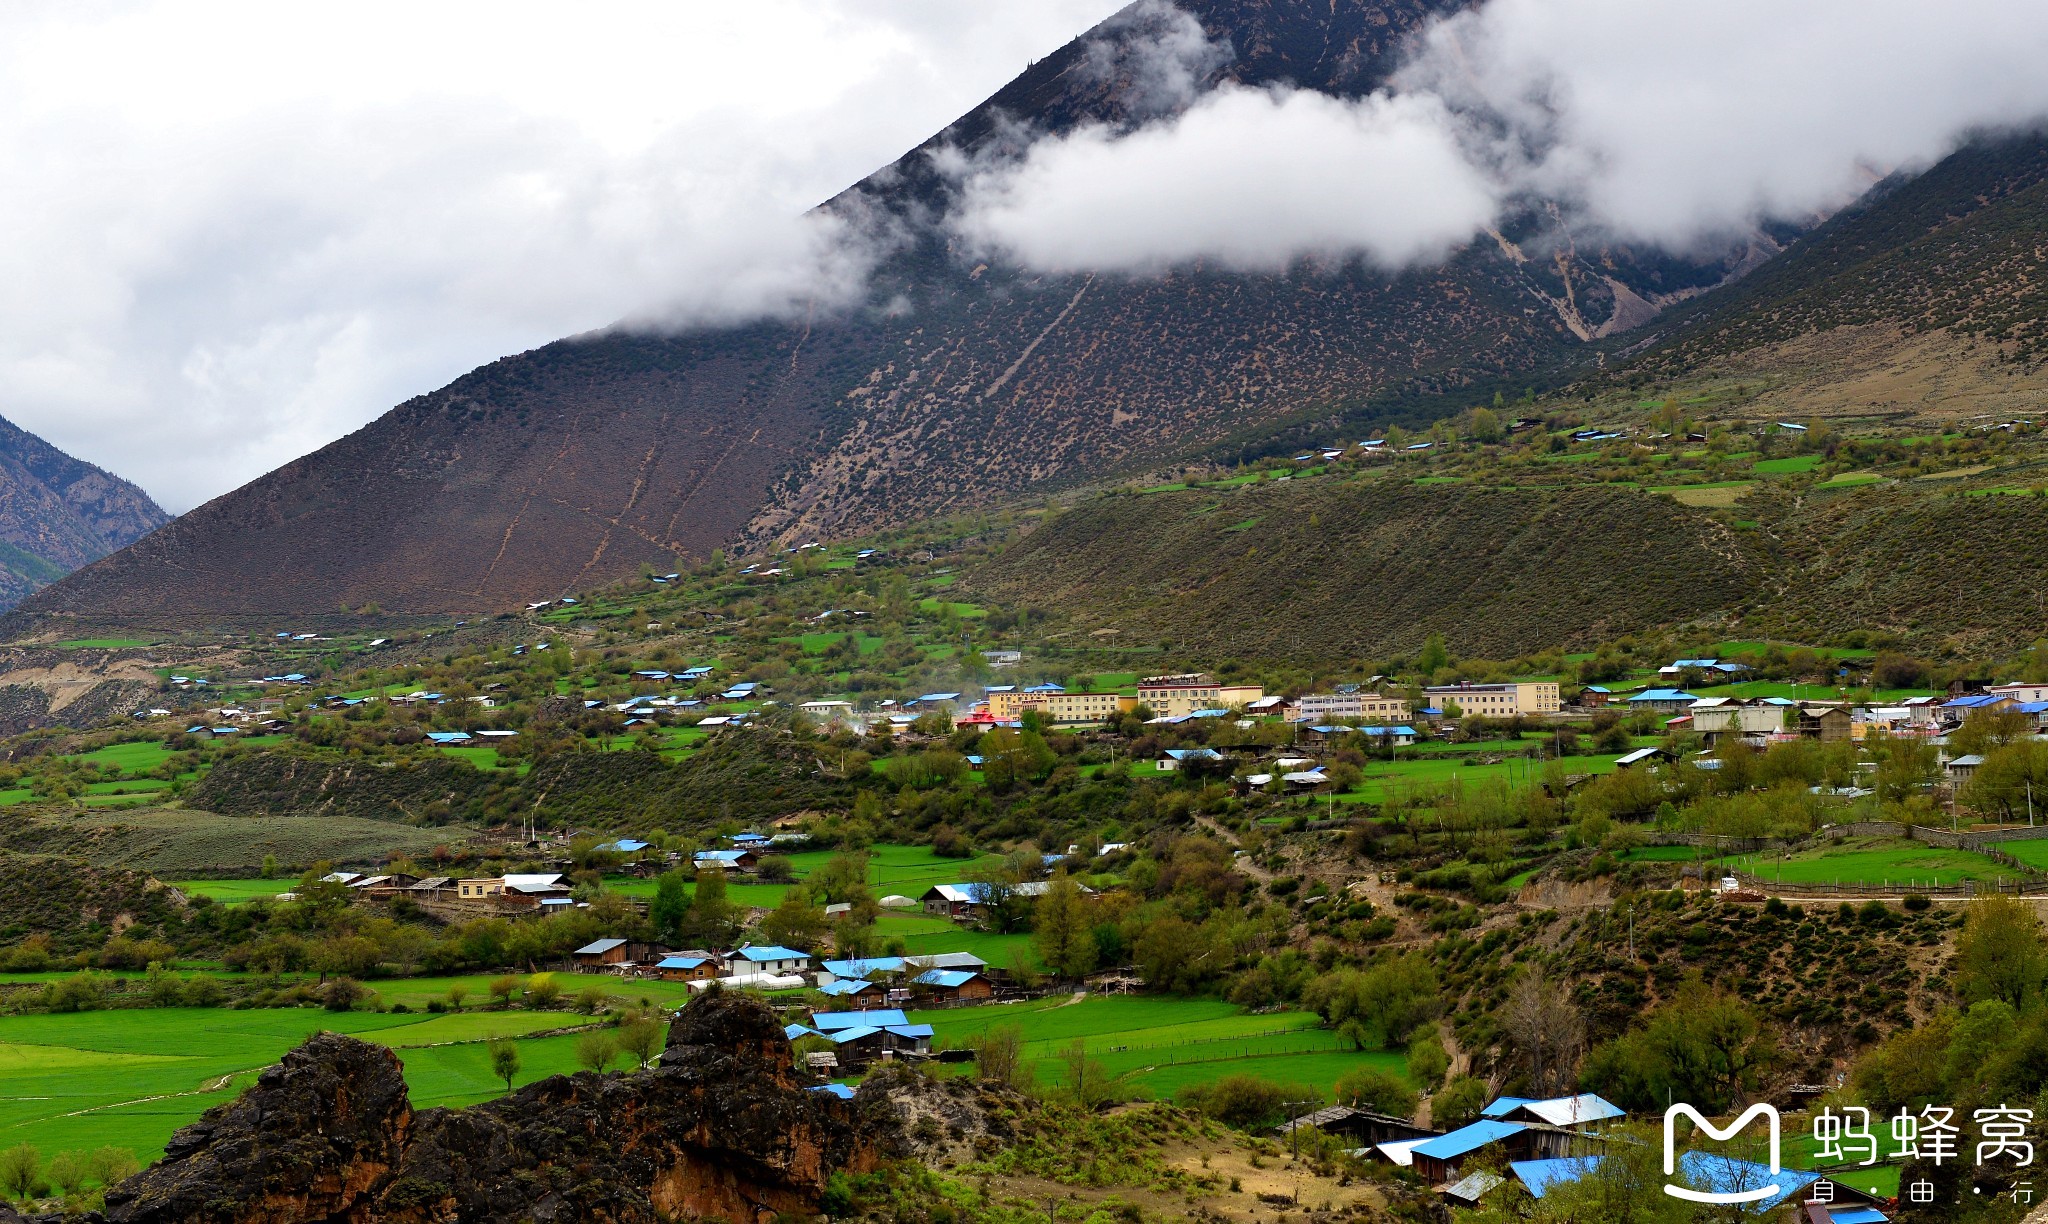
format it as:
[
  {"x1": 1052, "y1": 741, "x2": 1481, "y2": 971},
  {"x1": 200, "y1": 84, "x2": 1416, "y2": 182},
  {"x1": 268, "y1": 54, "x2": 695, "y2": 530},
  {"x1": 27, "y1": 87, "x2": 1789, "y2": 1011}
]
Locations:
[
  {"x1": 171, "y1": 879, "x2": 293, "y2": 903},
  {"x1": 1343, "y1": 750, "x2": 1632, "y2": 804},
  {"x1": 909, "y1": 996, "x2": 1401, "y2": 1099},
  {"x1": 1753, "y1": 454, "x2": 1822, "y2": 474},
  {"x1": 1712, "y1": 838, "x2": 2019, "y2": 887},
  {"x1": 0, "y1": 971, "x2": 699, "y2": 1163},
  {"x1": 58, "y1": 639, "x2": 151, "y2": 650},
  {"x1": 1988, "y1": 839, "x2": 2048, "y2": 871}
]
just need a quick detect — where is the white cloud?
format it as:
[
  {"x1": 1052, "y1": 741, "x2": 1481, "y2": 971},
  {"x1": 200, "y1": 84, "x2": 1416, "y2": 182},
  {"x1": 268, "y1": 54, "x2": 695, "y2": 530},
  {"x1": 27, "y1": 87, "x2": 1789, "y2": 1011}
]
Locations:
[
  {"x1": 0, "y1": 0, "x2": 1124, "y2": 511},
  {"x1": 1399, "y1": 0, "x2": 2048, "y2": 250},
  {"x1": 952, "y1": 0, "x2": 2048, "y2": 277},
  {"x1": 952, "y1": 85, "x2": 1498, "y2": 274}
]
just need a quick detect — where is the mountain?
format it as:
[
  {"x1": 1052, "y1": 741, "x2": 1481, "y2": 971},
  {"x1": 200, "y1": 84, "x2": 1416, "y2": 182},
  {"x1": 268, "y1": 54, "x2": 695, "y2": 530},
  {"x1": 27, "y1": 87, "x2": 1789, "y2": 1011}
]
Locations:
[
  {"x1": 1592, "y1": 132, "x2": 2048, "y2": 418},
  {"x1": 0, "y1": 414, "x2": 167, "y2": 610},
  {"x1": 9, "y1": 0, "x2": 1782, "y2": 627}
]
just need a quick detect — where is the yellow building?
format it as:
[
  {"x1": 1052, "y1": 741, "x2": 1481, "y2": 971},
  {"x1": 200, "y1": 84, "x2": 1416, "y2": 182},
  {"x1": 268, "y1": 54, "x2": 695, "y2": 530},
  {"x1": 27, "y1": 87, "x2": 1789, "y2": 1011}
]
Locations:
[
  {"x1": 988, "y1": 687, "x2": 1133, "y2": 723},
  {"x1": 1136, "y1": 674, "x2": 1266, "y2": 718},
  {"x1": 1421, "y1": 681, "x2": 1560, "y2": 718}
]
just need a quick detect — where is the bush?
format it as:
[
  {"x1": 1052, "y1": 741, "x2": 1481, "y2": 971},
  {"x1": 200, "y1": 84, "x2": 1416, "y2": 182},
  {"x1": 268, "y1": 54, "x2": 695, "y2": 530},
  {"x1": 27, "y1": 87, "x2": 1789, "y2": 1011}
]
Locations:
[
  {"x1": 1175, "y1": 1074, "x2": 1315, "y2": 1130},
  {"x1": 1333, "y1": 1067, "x2": 1418, "y2": 1118},
  {"x1": 321, "y1": 978, "x2": 365, "y2": 1012},
  {"x1": 40, "y1": 972, "x2": 107, "y2": 1014},
  {"x1": 526, "y1": 974, "x2": 562, "y2": 1009},
  {"x1": 756, "y1": 855, "x2": 794, "y2": 883},
  {"x1": 1903, "y1": 894, "x2": 1932, "y2": 912}
]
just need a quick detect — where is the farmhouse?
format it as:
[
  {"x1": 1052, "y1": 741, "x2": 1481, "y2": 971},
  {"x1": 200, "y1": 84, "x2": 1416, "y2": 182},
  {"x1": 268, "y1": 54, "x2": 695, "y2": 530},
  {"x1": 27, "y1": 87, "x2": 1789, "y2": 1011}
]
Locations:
[
  {"x1": 652, "y1": 955, "x2": 720, "y2": 982},
  {"x1": 693, "y1": 849, "x2": 757, "y2": 872},
  {"x1": 1627, "y1": 688, "x2": 1700, "y2": 715},
  {"x1": 919, "y1": 880, "x2": 1057, "y2": 920},
  {"x1": 731, "y1": 944, "x2": 811, "y2": 975},
  {"x1": 913, "y1": 968, "x2": 994, "y2": 1002}
]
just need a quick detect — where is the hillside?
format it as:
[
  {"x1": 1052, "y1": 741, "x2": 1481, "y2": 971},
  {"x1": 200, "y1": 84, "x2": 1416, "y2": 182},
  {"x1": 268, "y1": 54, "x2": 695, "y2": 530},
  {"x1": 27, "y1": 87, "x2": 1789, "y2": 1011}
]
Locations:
[
  {"x1": 1596, "y1": 133, "x2": 2048, "y2": 419},
  {"x1": 0, "y1": 414, "x2": 167, "y2": 610},
  {"x1": 964, "y1": 470, "x2": 2048, "y2": 660},
  {"x1": 7, "y1": 0, "x2": 1765, "y2": 627}
]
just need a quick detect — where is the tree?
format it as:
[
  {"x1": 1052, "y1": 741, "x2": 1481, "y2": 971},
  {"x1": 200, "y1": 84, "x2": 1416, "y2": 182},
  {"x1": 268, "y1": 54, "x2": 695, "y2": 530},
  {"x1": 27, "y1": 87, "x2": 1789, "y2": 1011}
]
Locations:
[
  {"x1": 488, "y1": 1040, "x2": 520, "y2": 1092},
  {"x1": 1058, "y1": 1038, "x2": 1127, "y2": 1108},
  {"x1": 321, "y1": 977, "x2": 364, "y2": 1012},
  {"x1": 526, "y1": 973, "x2": 562, "y2": 1009},
  {"x1": 1502, "y1": 968, "x2": 1586, "y2": 1098},
  {"x1": 575, "y1": 1030, "x2": 618, "y2": 1073},
  {"x1": 488, "y1": 975, "x2": 521, "y2": 1009},
  {"x1": 1417, "y1": 633, "x2": 1450, "y2": 677},
  {"x1": 0, "y1": 1145, "x2": 39, "y2": 1202},
  {"x1": 260, "y1": 854, "x2": 278, "y2": 880},
  {"x1": 1334, "y1": 1066, "x2": 1418, "y2": 1117},
  {"x1": 87, "y1": 1147, "x2": 138, "y2": 1190},
  {"x1": 1406, "y1": 1029, "x2": 1451, "y2": 1088},
  {"x1": 617, "y1": 1014, "x2": 663, "y2": 1069},
  {"x1": 963, "y1": 861, "x2": 1032, "y2": 934},
  {"x1": 648, "y1": 870, "x2": 691, "y2": 945},
  {"x1": 1954, "y1": 893, "x2": 2046, "y2": 1011},
  {"x1": 967, "y1": 1025, "x2": 1027, "y2": 1090},
  {"x1": 683, "y1": 867, "x2": 740, "y2": 947},
  {"x1": 1031, "y1": 872, "x2": 1097, "y2": 980},
  {"x1": 761, "y1": 893, "x2": 828, "y2": 951},
  {"x1": 446, "y1": 983, "x2": 469, "y2": 1012},
  {"x1": 46, "y1": 1150, "x2": 86, "y2": 1198},
  {"x1": 1431, "y1": 1076, "x2": 1489, "y2": 1129}
]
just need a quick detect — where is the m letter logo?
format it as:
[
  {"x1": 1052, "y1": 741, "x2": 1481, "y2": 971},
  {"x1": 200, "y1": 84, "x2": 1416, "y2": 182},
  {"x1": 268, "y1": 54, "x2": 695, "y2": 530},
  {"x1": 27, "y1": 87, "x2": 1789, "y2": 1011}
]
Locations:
[{"x1": 1663, "y1": 1103, "x2": 1782, "y2": 1204}]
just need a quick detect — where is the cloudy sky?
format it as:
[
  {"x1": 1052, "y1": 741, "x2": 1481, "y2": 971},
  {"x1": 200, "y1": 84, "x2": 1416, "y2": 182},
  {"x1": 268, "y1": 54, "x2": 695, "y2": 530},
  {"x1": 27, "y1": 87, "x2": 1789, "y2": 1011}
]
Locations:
[
  {"x1": 7, "y1": 0, "x2": 2048, "y2": 513},
  {"x1": 0, "y1": 0, "x2": 1122, "y2": 511}
]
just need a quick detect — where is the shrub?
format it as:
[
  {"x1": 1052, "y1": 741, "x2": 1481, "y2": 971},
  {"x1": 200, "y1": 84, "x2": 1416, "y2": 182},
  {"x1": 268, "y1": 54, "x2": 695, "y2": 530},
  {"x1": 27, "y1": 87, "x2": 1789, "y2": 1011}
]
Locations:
[
  {"x1": 321, "y1": 978, "x2": 365, "y2": 1012},
  {"x1": 1176, "y1": 1074, "x2": 1315, "y2": 1130}
]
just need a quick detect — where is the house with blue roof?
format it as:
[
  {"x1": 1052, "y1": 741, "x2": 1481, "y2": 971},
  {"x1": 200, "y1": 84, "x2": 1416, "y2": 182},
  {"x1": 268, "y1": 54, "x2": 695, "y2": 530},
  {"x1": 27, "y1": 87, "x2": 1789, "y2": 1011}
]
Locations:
[
  {"x1": 1158, "y1": 747, "x2": 1225, "y2": 770},
  {"x1": 914, "y1": 968, "x2": 993, "y2": 1001},
  {"x1": 1629, "y1": 688, "x2": 1701, "y2": 714},
  {"x1": 732, "y1": 945, "x2": 810, "y2": 974},
  {"x1": 597, "y1": 838, "x2": 651, "y2": 855},
  {"x1": 693, "y1": 849, "x2": 757, "y2": 871},
  {"x1": 652, "y1": 955, "x2": 718, "y2": 982}
]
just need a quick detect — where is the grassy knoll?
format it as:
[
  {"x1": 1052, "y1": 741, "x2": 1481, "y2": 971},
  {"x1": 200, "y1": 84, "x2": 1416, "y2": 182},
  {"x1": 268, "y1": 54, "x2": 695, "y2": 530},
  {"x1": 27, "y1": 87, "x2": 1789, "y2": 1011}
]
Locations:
[{"x1": 1711, "y1": 837, "x2": 2019, "y2": 887}]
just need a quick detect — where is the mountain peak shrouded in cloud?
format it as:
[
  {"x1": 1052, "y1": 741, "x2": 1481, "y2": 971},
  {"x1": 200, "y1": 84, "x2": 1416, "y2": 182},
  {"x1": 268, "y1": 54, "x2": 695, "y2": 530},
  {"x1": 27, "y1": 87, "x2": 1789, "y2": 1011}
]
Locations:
[
  {"x1": 947, "y1": 0, "x2": 2048, "y2": 279},
  {"x1": 15, "y1": 0, "x2": 2048, "y2": 626}
]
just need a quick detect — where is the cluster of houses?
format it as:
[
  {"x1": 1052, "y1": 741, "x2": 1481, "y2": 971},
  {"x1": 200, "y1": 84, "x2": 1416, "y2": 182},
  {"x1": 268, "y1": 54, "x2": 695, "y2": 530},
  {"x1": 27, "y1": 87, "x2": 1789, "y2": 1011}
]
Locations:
[
  {"x1": 1284, "y1": 1092, "x2": 1890, "y2": 1220},
  {"x1": 564, "y1": 938, "x2": 1008, "y2": 1009}
]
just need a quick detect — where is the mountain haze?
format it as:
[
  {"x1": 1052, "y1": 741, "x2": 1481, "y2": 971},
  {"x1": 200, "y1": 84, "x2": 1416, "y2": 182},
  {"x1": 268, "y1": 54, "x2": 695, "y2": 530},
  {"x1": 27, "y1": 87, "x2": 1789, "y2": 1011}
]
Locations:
[{"x1": 2, "y1": 0, "x2": 1978, "y2": 626}]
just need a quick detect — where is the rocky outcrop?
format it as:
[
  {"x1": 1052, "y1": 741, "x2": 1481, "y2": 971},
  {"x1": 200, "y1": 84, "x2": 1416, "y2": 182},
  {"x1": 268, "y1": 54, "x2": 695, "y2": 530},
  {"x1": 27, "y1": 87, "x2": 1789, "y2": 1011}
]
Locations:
[{"x1": 105, "y1": 989, "x2": 892, "y2": 1224}]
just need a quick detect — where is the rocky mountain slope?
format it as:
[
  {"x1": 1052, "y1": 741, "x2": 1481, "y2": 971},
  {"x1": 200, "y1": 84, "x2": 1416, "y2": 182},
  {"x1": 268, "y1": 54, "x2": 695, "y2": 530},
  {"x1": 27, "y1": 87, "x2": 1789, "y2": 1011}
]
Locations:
[
  {"x1": 100, "y1": 990, "x2": 891, "y2": 1223},
  {"x1": 0, "y1": 414, "x2": 166, "y2": 610},
  {"x1": 9, "y1": 0, "x2": 1766, "y2": 627}
]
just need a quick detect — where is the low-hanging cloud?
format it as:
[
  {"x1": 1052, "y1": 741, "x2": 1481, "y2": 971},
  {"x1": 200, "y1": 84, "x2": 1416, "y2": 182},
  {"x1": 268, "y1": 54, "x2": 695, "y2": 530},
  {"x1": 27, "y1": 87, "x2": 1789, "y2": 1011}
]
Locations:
[
  {"x1": 0, "y1": 0, "x2": 1125, "y2": 512},
  {"x1": 953, "y1": 0, "x2": 2048, "y2": 274},
  {"x1": 952, "y1": 86, "x2": 1498, "y2": 274}
]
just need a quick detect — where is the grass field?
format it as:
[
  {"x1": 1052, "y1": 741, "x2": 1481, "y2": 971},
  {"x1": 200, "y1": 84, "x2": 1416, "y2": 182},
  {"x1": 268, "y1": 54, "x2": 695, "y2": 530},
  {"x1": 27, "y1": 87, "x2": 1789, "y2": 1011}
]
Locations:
[
  {"x1": 1341, "y1": 750, "x2": 1632, "y2": 804},
  {"x1": 1712, "y1": 837, "x2": 2019, "y2": 887},
  {"x1": 36, "y1": 809, "x2": 472, "y2": 877},
  {"x1": 1650, "y1": 482, "x2": 1753, "y2": 507},
  {"x1": 908, "y1": 996, "x2": 1401, "y2": 1100},
  {"x1": 1752, "y1": 454, "x2": 1822, "y2": 474},
  {"x1": 1988, "y1": 839, "x2": 2048, "y2": 871},
  {"x1": 0, "y1": 970, "x2": 699, "y2": 1163}
]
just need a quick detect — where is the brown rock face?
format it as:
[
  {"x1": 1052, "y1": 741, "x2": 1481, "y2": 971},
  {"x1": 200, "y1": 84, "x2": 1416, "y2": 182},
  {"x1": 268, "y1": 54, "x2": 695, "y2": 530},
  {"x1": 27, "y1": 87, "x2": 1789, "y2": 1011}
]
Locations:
[{"x1": 105, "y1": 990, "x2": 890, "y2": 1224}]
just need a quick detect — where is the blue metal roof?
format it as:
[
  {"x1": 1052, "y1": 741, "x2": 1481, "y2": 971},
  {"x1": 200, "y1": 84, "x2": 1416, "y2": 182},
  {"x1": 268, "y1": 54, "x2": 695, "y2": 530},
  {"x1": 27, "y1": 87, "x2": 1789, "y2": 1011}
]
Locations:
[
  {"x1": 655, "y1": 956, "x2": 708, "y2": 969},
  {"x1": 1671, "y1": 1152, "x2": 1819, "y2": 1212},
  {"x1": 1411, "y1": 1120, "x2": 1525, "y2": 1160},
  {"x1": 915, "y1": 969, "x2": 978, "y2": 988},
  {"x1": 809, "y1": 1083, "x2": 856, "y2": 1099},
  {"x1": 1481, "y1": 1096, "x2": 1539, "y2": 1119},
  {"x1": 1630, "y1": 689, "x2": 1699, "y2": 702},
  {"x1": 814, "y1": 1009, "x2": 905, "y2": 1030},
  {"x1": 736, "y1": 945, "x2": 808, "y2": 962}
]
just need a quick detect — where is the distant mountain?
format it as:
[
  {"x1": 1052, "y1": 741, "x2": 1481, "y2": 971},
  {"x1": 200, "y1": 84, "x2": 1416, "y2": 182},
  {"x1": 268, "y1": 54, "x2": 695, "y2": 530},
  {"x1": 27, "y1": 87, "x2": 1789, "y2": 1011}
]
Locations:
[
  {"x1": 0, "y1": 414, "x2": 167, "y2": 610},
  {"x1": 0, "y1": 0, "x2": 1809, "y2": 624}
]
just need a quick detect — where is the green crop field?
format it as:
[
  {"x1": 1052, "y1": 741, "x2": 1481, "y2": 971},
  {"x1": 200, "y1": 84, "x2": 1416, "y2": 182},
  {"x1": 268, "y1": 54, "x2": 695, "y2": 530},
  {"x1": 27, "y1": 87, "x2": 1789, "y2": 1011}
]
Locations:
[
  {"x1": 908, "y1": 996, "x2": 1399, "y2": 1100},
  {"x1": 171, "y1": 879, "x2": 293, "y2": 903},
  {"x1": 1988, "y1": 839, "x2": 2048, "y2": 871},
  {"x1": 29, "y1": 809, "x2": 472, "y2": 877},
  {"x1": 0, "y1": 973, "x2": 692, "y2": 1163},
  {"x1": 58, "y1": 639, "x2": 151, "y2": 650},
  {"x1": 1712, "y1": 838, "x2": 2018, "y2": 887},
  {"x1": 1753, "y1": 454, "x2": 1822, "y2": 474},
  {"x1": 1341, "y1": 750, "x2": 1630, "y2": 804}
]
